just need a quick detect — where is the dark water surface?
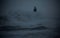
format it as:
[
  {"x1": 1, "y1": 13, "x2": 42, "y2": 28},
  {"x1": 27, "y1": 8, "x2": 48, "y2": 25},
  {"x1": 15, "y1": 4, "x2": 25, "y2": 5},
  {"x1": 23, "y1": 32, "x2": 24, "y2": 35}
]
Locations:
[{"x1": 0, "y1": 0, "x2": 60, "y2": 38}]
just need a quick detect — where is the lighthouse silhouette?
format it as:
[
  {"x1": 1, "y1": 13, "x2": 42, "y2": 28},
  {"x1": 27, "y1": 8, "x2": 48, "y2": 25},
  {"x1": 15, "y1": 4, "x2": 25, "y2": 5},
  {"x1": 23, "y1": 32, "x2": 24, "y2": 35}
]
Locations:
[{"x1": 33, "y1": 6, "x2": 37, "y2": 12}]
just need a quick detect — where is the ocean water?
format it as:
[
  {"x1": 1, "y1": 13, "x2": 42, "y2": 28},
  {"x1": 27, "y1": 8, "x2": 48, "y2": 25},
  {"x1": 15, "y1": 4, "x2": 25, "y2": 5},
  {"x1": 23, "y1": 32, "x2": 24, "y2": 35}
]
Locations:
[
  {"x1": 0, "y1": 0, "x2": 59, "y2": 38},
  {"x1": 0, "y1": 11, "x2": 58, "y2": 38}
]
